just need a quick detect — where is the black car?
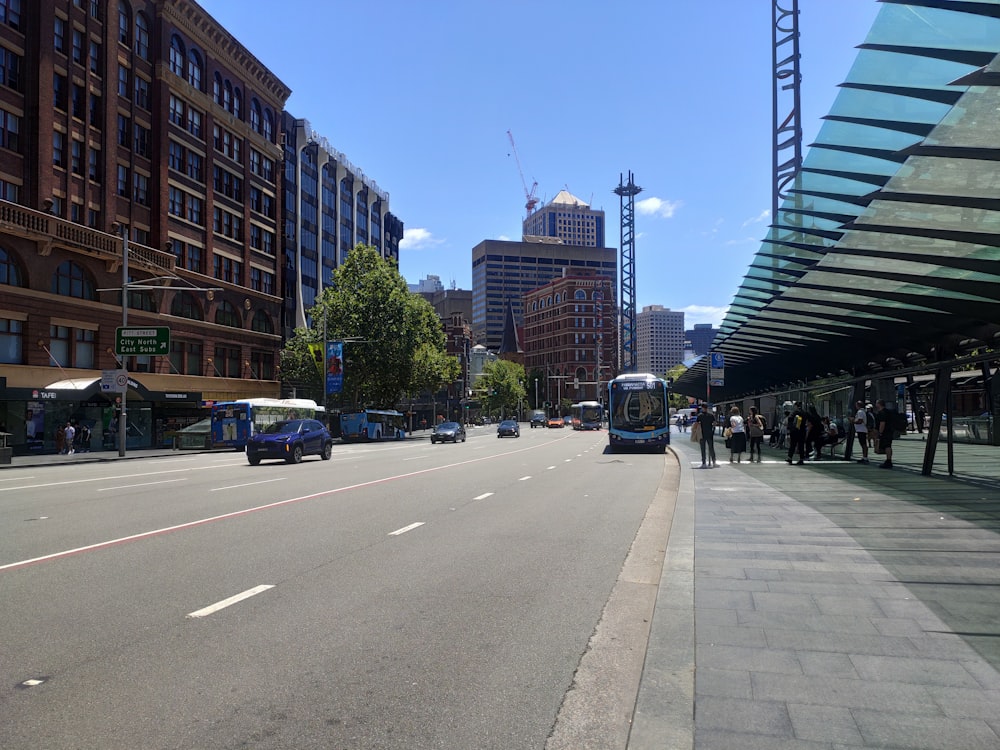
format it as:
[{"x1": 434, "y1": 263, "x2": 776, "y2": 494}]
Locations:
[
  {"x1": 497, "y1": 419, "x2": 520, "y2": 438},
  {"x1": 430, "y1": 421, "x2": 466, "y2": 444},
  {"x1": 247, "y1": 419, "x2": 333, "y2": 465},
  {"x1": 529, "y1": 411, "x2": 547, "y2": 428}
]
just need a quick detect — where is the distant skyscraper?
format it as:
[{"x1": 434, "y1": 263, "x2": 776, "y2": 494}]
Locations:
[
  {"x1": 522, "y1": 190, "x2": 605, "y2": 248},
  {"x1": 686, "y1": 323, "x2": 718, "y2": 356},
  {"x1": 409, "y1": 275, "x2": 445, "y2": 294},
  {"x1": 472, "y1": 238, "x2": 617, "y2": 352},
  {"x1": 637, "y1": 305, "x2": 685, "y2": 375}
]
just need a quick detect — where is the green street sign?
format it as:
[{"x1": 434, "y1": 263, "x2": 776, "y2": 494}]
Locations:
[{"x1": 116, "y1": 326, "x2": 170, "y2": 356}]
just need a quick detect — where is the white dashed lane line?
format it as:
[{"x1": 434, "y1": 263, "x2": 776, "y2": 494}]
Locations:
[
  {"x1": 210, "y1": 478, "x2": 286, "y2": 492},
  {"x1": 473, "y1": 493, "x2": 493, "y2": 500},
  {"x1": 518, "y1": 476, "x2": 532, "y2": 481},
  {"x1": 186, "y1": 585, "x2": 275, "y2": 619},
  {"x1": 389, "y1": 522, "x2": 425, "y2": 536},
  {"x1": 97, "y1": 478, "x2": 187, "y2": 492}
]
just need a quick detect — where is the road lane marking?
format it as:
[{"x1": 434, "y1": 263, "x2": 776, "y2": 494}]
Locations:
[
  {"x1": 0, "y1": 466, "x2": 206, "y2": 493},
  {"x1": 186, "y1": 585, "x2": 274, "y2": 618},
  {"x1": 97, "y1": 479, "x2": 187, "y2": 492},
  {"x1": 1, "y1": 475, "x2": 36, "y2": 482},
  {"x1": 389, "y1": 522, "x2": 424, "y2": 536},
  {"x1": 547, "y1": 466, "x2": 556, "y2": 470},
  {"x1": 0, "y1": 438, "x2": 575, "y2": 573},
  {"x1": 518, "y1": 476, "x2": 531, "y2": 481},
  {"x1": 210, "y1": 477, "x2": 286, "y2": 492},
  {"x1": 473, "y1": 493, "x2": 493, "y2": 500}
]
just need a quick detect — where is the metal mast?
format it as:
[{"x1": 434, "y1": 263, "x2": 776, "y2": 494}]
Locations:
[
  {"x1": 614, "y1": 171, "x2": 641, "y2": 374},
  {"x1": 772, "y1": 0, "x2": 802, "y2": 225}
]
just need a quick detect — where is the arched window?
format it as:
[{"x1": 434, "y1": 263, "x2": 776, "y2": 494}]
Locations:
[
  {"x1": 547, "y1": 296, "x2": 553, "y2": 307},
  {"x1": 118, "y1": 1, "x2": 131, "y2": 45},
  {"x1": 215, "y1": 300, "x2": 241, "y2": 328},
  {"x1": 249, "y1": 99, "x2": 262, "y2": 134},
  {"x1": 574, "y1": 289, "x2": 586, "y2": 300},
  {"x1": 531, "y1": 301, "x2": 537, "y2": 312},
  {"x1": 51, "y1": 261, "x2": 95, "y2": 299},
  {"x1": 134, "y1": 13, "x2": 149, "y2": 59},
  {"x1": 169, "y1": 35, "x2": 185, "y2": 77},
  {"x1": 170, "y1": 291, "x2": 202, "y2": 320},
  {"x1": 0, "y1": 247, "x2": 24, "y2": 286},
  {"x1": 222, "y1": 79, "x2": 232, "y2": 110},
  {"x1": 251, "y1": 309, "x2": 273, "y2": 334},
  {"x1": 213, "y1": 72, "x2": 222, "y2": 104},
  {"x1": 554, "y1": 293, "x2": 561, "y2": 304},
  {"x1": 232, "y1": 87, "x2": 242, "y2": 118},
  {"x1": 187, "y1": 49, "x2": 203, "y2": 90},
  {"x1": 262, "y1": 109, "x2": 274, "y2": 142}
]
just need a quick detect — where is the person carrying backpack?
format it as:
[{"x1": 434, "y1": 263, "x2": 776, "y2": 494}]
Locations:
[{"x1": 874, "y1": 399, "x2": 894, "y2": 469}]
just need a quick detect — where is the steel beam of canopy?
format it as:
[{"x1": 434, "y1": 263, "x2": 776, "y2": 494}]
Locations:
[{"x1": 615, "y1": 171, "x2": 641, "y2": 374}]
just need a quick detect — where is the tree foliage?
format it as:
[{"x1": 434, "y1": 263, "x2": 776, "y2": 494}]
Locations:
[
  {"x1": 476, "y1": 359, "x2": 526, "y2": 417},
  {"x1": 279, "y1": 245, "x2": 458, "y2": 409}
]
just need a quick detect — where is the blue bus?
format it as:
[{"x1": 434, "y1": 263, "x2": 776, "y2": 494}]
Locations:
[
  {"x1": 607, "y1": 374, "x2": 670, "y2": 452},
  {"x1": 211, "y1": 398, "x2": 324, "y2": 450},
  {"x1": 571, "y1": 401, "x2": 604, "y2": 430},
  {"x1": 340, "y1": 409, "x2": 407, "y2": 442}
]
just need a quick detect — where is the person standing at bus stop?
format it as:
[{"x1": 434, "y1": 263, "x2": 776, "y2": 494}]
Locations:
[{"x1": 695, "y1": 404, "x2": 717, "y2": 467}]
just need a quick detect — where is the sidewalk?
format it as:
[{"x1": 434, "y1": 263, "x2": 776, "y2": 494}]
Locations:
[{"x1": 629, "y1": 431, "x2": 1000, "y2": 749}]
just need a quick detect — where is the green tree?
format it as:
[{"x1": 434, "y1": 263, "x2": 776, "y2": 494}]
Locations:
[
  {"x1": 280, "y1": 245, "x2": 458, "y2": 409},
  {"x1": 666, "y1": 363, "x2": 691, "y2": 409},
  {"x1": 477, "y1": 359, "x2": 526, "y2": 418}
]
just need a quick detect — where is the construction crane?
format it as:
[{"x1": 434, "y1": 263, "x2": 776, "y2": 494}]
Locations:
[{"x1": 506, "y1": 130, "x2": 539, "y2": 217}]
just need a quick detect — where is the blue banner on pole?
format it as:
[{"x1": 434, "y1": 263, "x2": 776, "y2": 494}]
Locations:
[{"x1": 326, "y1": 341, "x2": 343, "y2": 395}]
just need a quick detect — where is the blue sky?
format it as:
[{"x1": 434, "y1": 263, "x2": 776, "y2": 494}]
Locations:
[{"x1": 203, "y1": 0, "x2": 882, "y2": 328}]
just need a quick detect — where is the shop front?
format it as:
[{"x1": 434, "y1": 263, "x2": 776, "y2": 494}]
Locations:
[{"x1": 0, "y1": 377, "x2": 203, "y2": 455}]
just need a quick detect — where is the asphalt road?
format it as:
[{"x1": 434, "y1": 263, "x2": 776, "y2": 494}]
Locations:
[{"x1": 0, "y1": 426, "x2": 669, "y2": 749}]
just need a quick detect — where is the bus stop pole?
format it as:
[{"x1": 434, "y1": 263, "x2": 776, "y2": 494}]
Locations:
[{"x1": 118, "y1": 225, "x2": 128, "y2": 458}]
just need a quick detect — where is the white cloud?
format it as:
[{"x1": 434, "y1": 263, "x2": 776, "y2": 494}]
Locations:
[
  {"x1": 741, "y1": 209, "x2": 770, "y2": 228},
  {"x1": 680, "y1": 305, "x2": 728, "y2": 329},
  {"x1": 496, "y1": 234, "x2": 511, "y2": 241},
  {"x1": 635, "y1": 196, "x2": 681, "y2": 219},
  {"x1": 399, "y1": 227, "x2": 442, "y2": 251}
]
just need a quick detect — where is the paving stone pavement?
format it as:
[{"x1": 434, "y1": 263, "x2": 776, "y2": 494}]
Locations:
[{"x1": 629, "y1": 430, "x2": 1000, "y2": 750}]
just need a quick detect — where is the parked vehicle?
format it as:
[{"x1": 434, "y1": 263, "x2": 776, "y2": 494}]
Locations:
[
  {"x1": 430, "y1": 421, "x2": 466, "y2": 444},
  {"x1": 246, "y1": 419, "x2": 333, "y2": 465},
  {"x1": 547, "y1": 416, "x2": 565, "y2": 428},
  {"x1": 497, "y1": 419, "x2": 520, "y2": 438}
]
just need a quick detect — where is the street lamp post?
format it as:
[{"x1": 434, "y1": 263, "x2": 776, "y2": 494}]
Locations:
[
  {"x1": 534, "y1": 377, "x2": 539, "y2": 411},
  {"x1": 116, "y1": 223, "x2": 129, "y2": 458}
]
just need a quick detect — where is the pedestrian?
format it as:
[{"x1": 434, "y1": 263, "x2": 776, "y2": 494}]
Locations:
[
  {"x1": 727, "y1": 406, "x2": 747, "y2": 463},
  {"x1": 804, "y1": 404, "x2": 824, "y2": 459},
  {"x1": 64, "y1": 421, "x2": 76, "y2": 455},
  {"x1": 78, "y1": 423, "x2": 92, "y2": 452},
  {"x1": 875, "y1": 399, "x2": 894, "y2": 469},
  {"x1": 778, "y1": 410, "x2": 789, "y2": 448},
  {"x1": 866, "y1": 404, "x2": 877, "y2": 449},
  {"x1": 786, "y1": 402, "x2": 807, "y2": 464},
  {"x1": 695, "y1": 403, "x2": 717, "y2": 467},
  {"x1": 916, "y1": 404, "x2": 926, "y2": 433},
  {"x1": 747, "y1": 406, "x2": 765, "y2": 463},
  {"x1": 852, "y1": 400, "x2": 870, "y2": 464},
  {"x1": 55, "y1": 424, "x2": 66, "y2": 454}
]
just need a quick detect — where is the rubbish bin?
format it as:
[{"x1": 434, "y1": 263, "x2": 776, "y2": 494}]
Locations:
[{"x1": 0, "y1": 431, "x2": 12, "y2": 465}]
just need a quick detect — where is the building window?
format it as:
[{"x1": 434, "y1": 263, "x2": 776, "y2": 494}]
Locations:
[
  {"x1": 51, "y1": 260, "x2": 95, "y2": 299},
  {"x1": 53, "y1": 73, "x2": 67, "y2": 109},
  {"x1": 54, "y1": 16, "x2": 66, "y2": 52},
  {"x1": 89, "y1": 94, "x2": 101, "y2": 127},
  {"x1": 0, "y1": 315, "x2": 22, "y2": 364},
  {"x1": 88, "y1": 40, "x2": 101, "y2": 74},
  {"x1": 49, "y1": 325, "x2": 95, "y2": 369},
  {"x1": 53, "y1": 131, "x2": 66, "y2": 167},
  {"x1": 117, "y1": 1, "x2": 129, "y2": 44},
  {"x1": 249, "y1": 99, "x2": 261, "y2": 133},
  {"x1": 0, "y1": 47, "x2": 20, "y2": 91},
  {"x1": 168, "y1": 94, "x2": 184, "y2": 126},
  {"x1": 170, "y1": 339, "x2": 201, "y2": 376},
  {"x1": 134, "y1": 13, "x2": 149, "y2": 59},
  {"x1": 72, "y1": 29, "x2": 84, "y2": 64},
  {"x1": 116, "y1": 164, "x2": 128, "y2": 196},
  {"x1": 212, "y1": 346, "x2": 241, "y2": 378},
  {"x1": 249, "y1": 350, "x2": 274, "y2": 380},
  {"x1": 0, "y1": 0, "x2": 20, "y2": 31},
  {"x1": 133, "y1": 123, "x2": 150, "y2": 157},
  {"x1": 168, "y1": 186, "x2": 183, "y2": 217},
  {"x1": 0, "y1": 246, "x2": 23, "y2": 286},
  {"x1": 71, "y1": 139, "x2": 83, "y2": 175},
  {"x1": 213, "y1": 255, "x2": 242, "y2": 284},
  {"x1": 186, "y1": 151, "x2": 203, "y2": 182},
  {"x1": 117, "y1": 64, "x2": 128, "y2": 96},
  {"x1": 0, "y1": 108, "x2": 19, "y2": 153},
  {"x1": 117, "y1": 114, "x2": 130, "y2": 146},
  {"x1": 186, "y1": 107, "x2": 202, "y2": 139},
  {"x1": 133, "y1": 172, "x2": 149, "y2": 205},
  {"x1": 170, "y1": 291, "x2": 202, "y2": 319},
  {"x1": 185, "y1": 195, "x2": 203, "y2": 224},
  {"x1": 168, "y1": 34, "x2": 184, "y2": 76},
  {"x1": 134, "y1": 76, "x2": 150, "y2": 110},
  {"x1": 215, "y1": 300, "x2": 241, "y2": 328},
  {"x1": 262, "y1": 110, "x2": 273, "y2": 142},
  {"x1": 71, "y1": 83, "x2": 85, "y2": 119},
  {"x1": 186, "y1": 49, "x2": 202, "y2": 91}
]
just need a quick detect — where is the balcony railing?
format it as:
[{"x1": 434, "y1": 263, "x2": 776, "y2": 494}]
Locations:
[{"x1": 0, "y1": 200, "x2": 175, "y2": 273}]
